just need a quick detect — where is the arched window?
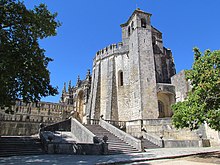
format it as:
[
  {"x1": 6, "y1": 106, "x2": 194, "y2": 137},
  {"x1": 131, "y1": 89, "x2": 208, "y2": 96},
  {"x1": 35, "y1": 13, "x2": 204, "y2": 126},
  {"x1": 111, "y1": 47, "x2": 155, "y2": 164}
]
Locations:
[
  {"x1": 128, "y1": 26, "x2": 131, "y2": 36},
  {"x1": 118, "y1": 71, "x2": 124, "y2": 86},
  {"x1": 141, "y1": 18, "x2": 147, "y2": 28}
]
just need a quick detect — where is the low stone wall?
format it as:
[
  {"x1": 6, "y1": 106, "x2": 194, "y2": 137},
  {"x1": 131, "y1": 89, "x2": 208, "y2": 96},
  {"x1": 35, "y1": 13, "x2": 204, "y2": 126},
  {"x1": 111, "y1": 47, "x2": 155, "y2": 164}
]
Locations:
[
  {"x1": 100, "y1": 119, "x2": 142, "y2": 151},
  {"x1": 0, "y1": 121, "x2": 43, "y2": 136},
  {"x1": 204, "y1": 123, "x2": 220, "y2": 146},
  {"x1": 46, "y1": 142, "x2": 106, "y2": 155},
  {"x1": 164, "y1": 140, "x2": 199, "y2": 148}
]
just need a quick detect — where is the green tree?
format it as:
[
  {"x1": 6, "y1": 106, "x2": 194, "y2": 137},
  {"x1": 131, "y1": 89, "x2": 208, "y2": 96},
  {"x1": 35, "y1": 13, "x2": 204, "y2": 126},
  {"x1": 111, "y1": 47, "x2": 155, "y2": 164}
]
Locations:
[
  {"x1": 172, "y1": 48, "x2": 220, "y2": 131},
  {"x1": 0, "y1": 0, "x2": 60, "y2": 109}
]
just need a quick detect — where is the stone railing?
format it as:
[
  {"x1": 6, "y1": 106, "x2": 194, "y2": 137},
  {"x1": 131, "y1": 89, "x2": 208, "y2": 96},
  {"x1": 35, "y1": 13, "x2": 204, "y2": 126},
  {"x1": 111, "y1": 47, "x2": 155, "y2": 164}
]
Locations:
[
  {"x1": 88, "y1": 118, "x2": 126, "y2": 131},
  {"x1": 143, "y1": 132, "x2": 163, "y2": 147},
  {"x1": 104, "y1": 119, "x2": 126, "y2": 130},
  {"x1": 100, "y1": 119, "x2": 142, "y2": 151},
  {"x1": 87, "y1": 119, "x2": 100, "y2": 125},
  {"x1": 156, "y1": 83, "x2": 175, "y2": 94},
  {"x1": 71, "y1": 118, "x2": 96, "y2": 143}
]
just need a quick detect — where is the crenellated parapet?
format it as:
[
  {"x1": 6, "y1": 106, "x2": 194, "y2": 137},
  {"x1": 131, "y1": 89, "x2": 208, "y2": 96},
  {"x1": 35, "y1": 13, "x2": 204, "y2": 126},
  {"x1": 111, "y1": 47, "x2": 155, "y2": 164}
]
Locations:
[{"x1": 94, "y1": 42, "x2": 128, "y2": 62}]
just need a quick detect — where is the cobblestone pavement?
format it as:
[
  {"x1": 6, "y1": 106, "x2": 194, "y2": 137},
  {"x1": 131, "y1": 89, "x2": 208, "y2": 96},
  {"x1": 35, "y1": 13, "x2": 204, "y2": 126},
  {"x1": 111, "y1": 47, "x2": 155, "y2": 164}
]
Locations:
[{"x1": 0, "y1": 147, "x2": 219, "y2": 165}]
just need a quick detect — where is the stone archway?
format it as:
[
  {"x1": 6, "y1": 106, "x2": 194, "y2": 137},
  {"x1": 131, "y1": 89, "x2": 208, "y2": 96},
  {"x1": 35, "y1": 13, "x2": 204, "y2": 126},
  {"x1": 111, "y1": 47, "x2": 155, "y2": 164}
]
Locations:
[
  {"x1": 157, "y1": 92, "x2": 174, "y2": 118},
  {"x1": 76, "y1": 90, "x2": 84, "y2": 122}
]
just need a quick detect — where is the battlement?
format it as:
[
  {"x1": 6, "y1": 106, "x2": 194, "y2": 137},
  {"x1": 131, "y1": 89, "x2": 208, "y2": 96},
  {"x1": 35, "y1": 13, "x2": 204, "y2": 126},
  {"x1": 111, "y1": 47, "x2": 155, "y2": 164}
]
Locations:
[{"x1": 95, "y1": 42, "x2": 124, "y2": 57}]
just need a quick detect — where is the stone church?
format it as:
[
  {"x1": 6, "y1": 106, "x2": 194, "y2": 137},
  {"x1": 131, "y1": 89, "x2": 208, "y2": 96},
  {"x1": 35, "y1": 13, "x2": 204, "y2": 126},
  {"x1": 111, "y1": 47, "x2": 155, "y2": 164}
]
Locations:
[{"x1": 60, "y1": 8, "x2": 184, "y2": 123}]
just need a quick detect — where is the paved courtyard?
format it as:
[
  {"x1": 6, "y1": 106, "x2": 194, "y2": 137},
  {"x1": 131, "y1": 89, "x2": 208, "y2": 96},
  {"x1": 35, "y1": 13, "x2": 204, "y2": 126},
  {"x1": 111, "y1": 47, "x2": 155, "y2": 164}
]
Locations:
[
  {"x1": 130, "y1": 151, "x2": 220, "y2": 165},
  {"x1": 0, "y1": 147, "x2": 219, "y2": 165}
]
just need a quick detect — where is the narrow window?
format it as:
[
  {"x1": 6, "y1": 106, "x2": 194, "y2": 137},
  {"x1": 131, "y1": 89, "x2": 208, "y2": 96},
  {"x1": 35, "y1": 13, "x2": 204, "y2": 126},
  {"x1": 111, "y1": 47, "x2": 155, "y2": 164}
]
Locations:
[
  {"x1": 141, "y1": 18, "x2": 147, "y2": 28},
  {"x1": 131, "y1": 21, "x2": 134, "y2": 30},
  {"x1": 119, "y1": 71, "x2": 124, "y2": 86},
  {"x1": 128, "y1": 26, "x2": 131, "y2": 36}
]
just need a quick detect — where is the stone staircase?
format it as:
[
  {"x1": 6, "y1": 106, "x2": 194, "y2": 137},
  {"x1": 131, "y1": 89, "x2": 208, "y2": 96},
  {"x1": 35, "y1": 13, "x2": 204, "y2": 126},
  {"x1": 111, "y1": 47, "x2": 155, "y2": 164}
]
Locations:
[
  {"x1": 0, "y1": 136, "x2": 45, "y2": 157},
  {"x1": 85, "y1": 124, "x2": 140, "y2": 154}
]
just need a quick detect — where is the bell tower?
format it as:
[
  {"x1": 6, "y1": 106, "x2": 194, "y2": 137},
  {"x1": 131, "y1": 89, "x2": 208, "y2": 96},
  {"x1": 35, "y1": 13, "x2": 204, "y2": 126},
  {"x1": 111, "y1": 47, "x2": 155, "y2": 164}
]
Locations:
[{"x1": 121, "y1": 9, "x2": 159, "y2": 119}]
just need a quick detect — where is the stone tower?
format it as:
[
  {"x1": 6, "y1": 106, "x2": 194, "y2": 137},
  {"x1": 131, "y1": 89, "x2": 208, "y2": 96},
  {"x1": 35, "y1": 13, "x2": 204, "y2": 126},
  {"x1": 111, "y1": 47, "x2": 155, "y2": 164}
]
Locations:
[
  {"x1": 86, "y1": 9, "x2": 176, "y2": 121},
  {"x1": 120, "y1": 9, "x2": 159, "y2": 119}
]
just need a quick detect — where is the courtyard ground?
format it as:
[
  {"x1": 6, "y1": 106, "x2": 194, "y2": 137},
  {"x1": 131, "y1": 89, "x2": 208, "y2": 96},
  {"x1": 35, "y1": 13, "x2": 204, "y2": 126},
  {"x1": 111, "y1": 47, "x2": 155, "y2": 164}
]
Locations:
[
  {"x1": 129, "y1": 151, "x2": 220, "y2": 165},
  {"x1": 0, "y1": 147, "x2": 219, "y2": 165}
]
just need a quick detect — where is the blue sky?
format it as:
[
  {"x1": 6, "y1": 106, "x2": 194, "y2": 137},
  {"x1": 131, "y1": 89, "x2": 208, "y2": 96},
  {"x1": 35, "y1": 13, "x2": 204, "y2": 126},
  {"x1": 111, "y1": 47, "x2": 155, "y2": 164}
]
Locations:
[{"x1": 24, "y1": 0, "x2": 220, "y2": 103}]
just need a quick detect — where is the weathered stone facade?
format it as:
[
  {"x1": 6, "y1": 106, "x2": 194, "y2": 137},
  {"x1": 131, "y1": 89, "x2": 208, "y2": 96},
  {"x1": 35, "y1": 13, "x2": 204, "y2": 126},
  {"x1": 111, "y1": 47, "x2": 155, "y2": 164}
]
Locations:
[{"x1": 61, "y1": 9, "x2": 176, "y2": 122}]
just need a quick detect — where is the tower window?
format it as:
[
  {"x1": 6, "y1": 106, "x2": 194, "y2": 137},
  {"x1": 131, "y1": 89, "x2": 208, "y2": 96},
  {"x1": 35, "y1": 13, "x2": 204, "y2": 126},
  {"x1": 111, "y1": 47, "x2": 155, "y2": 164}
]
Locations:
[
  {"x1": 131, "y1": 21, "x2": 134, "y2": 30},
  {"x1": 128, "y1": 26, "x2": 131, "y2": 36},
  {"x1": 141, "y1": 18, "x2": 147, "y2": 28},
  {"x1": 118, "y1": 71, "x2": 124, "y2": 86}
]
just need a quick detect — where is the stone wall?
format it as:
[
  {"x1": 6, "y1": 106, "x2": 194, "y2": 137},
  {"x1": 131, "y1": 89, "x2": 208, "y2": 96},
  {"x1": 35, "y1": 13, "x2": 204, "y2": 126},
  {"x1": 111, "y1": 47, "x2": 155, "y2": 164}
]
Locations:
[
  {"x1": 46, "y1": 143, "x2": 105, "y2": 155},
  {"x1": 126, "y1": 119, "x2": 201, "y2": 141},
  {"x1": 0, "y1": 121, "x2": 41, "y2": 136},
  {"x1": 204, "y1": 123, "x2": 220, "y2": 146},
  {"x1": 171, "y1": 70, "x2": 190, "y2": 102},
  {"x1": 0, "y1": 112, "x2": 59, "y2": 136}
]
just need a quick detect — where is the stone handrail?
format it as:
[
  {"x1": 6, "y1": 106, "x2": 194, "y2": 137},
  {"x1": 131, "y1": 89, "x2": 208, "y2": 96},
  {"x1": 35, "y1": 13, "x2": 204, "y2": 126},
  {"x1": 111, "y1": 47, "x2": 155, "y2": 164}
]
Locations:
[
  {"x1": 104, "y1": 119, "x2": 126, "y2": 130},
  {"x1": 71, "y1": 118, "x2": 96, "y2": 143},
  {"x1": 87, "y1": 119, "x2": 100, "y2": 125},
  {"x1": 88, "y1": 118, "x2": 126, "y2": 130},
  {"x1": 100, "y1": 119, "x2": 142, "y2": 151}
]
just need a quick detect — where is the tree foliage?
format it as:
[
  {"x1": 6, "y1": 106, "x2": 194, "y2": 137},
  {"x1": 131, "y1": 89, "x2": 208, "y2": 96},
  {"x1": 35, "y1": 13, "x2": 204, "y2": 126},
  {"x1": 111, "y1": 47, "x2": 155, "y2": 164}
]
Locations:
[
  {"x1": 0, "y1": 0, "x2": 60, "y2": 108},
  {"x1": 172, "y1": 48, "x2": 220, "y2": 131}
]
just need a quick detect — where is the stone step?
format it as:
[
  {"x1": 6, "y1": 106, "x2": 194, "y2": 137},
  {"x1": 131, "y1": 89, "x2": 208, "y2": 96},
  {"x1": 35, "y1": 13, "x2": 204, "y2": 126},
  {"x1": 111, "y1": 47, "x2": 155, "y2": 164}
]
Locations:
[
  {"x1": 0, "y1": 136, "x2": 45, "y2": 157},
  {"x1": 0, "y1": 152, "x2": 44, "y2": 157},
  {"x1": 84, "y1": 124, "x2": 140, "y2": 154},
  {"x1": 108, "y1": 149, "x2": 140, "y2": 154}
]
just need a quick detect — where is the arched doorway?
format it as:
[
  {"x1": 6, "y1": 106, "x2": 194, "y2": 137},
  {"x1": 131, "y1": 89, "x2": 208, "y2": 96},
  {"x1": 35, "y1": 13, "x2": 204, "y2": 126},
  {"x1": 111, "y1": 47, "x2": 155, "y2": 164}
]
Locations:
[
  {"x1": 157, "y1": 92, "x2": 175, "y2": 118},
  {"x1": 76, "y1": 90, "x2": 84, "y2": 122}
]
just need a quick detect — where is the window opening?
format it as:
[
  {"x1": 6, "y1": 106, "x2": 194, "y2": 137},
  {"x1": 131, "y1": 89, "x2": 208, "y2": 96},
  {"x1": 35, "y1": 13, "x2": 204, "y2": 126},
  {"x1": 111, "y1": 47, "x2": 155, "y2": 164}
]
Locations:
[
  {"x1": 119, "y1": 71, "x2": 124, "y2": 86},
  {"x1": 141, "y1": 18, "x2": 147, "y2": 28},
  {"x1": 131, "y1": 21, "x2": 134, "y2": 30},
  {"x1": 128, "y1": 26, "x2": 131, "y2": 36}
]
